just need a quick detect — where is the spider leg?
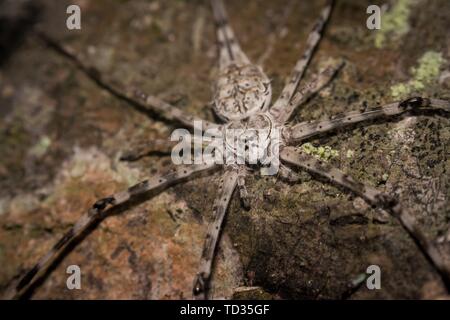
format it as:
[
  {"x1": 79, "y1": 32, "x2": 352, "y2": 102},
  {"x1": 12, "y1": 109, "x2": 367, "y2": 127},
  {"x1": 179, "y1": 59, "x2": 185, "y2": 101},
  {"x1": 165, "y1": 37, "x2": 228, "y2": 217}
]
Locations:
[
  {"x1": 271, "y1": 59, "x2": 344, "y2": 123},
  {"x1": 119, "y1": 130, "x2": 208, "y2": 162},
  {"x1": 36, "y1": 32, "x2": 220, "y2": 132},
  {"x1": 278, "y1": 163, "x2": 301, "y2": 183},
  {"x1": 280, "y1": 146, "x2": 450, "y2": 289},
  {"x1": 8, "y1": 163, "x2": 218, "y2": 300},
  {"x1": 285, "y1": 97, "x2": 450, "y2": 144},
  {"x1": 193, "y1": 169, "x2": 239, "y2": 299},
  {"x1": 210, "y1": 0, "x2": 250, "y2": 68},
  {"x1": 237, "y1": 168, "x2": 250, "y2": 210},
  {"x1": 270, "y1": 0, "x2": 334, "y2": 121}
]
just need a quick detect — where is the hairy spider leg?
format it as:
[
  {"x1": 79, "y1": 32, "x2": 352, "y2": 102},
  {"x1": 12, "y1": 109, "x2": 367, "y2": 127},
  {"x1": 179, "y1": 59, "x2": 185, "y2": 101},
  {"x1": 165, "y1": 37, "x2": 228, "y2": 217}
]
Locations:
[
  {"x1": 9, "y1": 164, "x2": 218, "y2": 299},
  {"x1": 270, "y1": 0, "x2": 335, "y2": 122},
  {"x1": 211, "y1": 0, "x2": 250, "y2": 68},
  {"x1": 278, "y1": 59, "x2": 344, "y2": 124},
  {"x1": 285, "y1": 98, "x2": 450, "y2": 143},
  {"x1": 37, "y1": 32, "x2": 220, "y2": 132},
  {"x1": 280, "y1": 147, "x2": 450, "y2": 289},
  {"x1": 193, "y1": 169, "x2": 239, "y2": 299}
]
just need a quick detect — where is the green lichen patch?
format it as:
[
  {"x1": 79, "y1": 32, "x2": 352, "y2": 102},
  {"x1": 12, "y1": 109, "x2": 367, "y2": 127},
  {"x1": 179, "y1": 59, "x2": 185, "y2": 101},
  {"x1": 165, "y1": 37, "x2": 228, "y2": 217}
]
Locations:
[
  {"x1": 375, "y1": 0, "x2": 418, "y2": 48},
  {"x1": 300, "y1": 143, "x2": 339, "y2": 161},
  {"x1": 390, "y1": 51, "x2": 446, "y2": 98}
]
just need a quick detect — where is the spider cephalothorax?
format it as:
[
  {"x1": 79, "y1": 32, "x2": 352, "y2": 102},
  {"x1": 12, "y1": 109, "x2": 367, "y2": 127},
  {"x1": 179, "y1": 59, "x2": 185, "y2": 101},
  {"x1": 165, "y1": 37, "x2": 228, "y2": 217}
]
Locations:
[{"x1": 222, "y1": 113, "x2": 278, "y2": 165}]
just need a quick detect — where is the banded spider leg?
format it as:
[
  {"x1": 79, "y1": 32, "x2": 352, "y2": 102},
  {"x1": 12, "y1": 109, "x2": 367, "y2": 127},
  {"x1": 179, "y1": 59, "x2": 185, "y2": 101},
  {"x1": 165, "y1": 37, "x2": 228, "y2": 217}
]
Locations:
[
  {"x1": 193, "y1": 169, "x2": 239, "y2": 299},
  {"x1": 13, "y1": 30, "x2": 231, "y2": 296},
  {"x1": 8, "y1": 163, "x2": 219, "y2": 299},
  {"x1": 211, "y1": 0, "x2": 250, "y2": 69},
  {"x1": 237, "y1": 167, "x2": 251, "y2": 210},
  {"x1": 191, "y1": 0, "x2": 265, "y2": 299},
  {"x1": 36, "y1": 32, "x2": 221, "y2": 133},
  {"x1": 282, "y1": 59, "x2": 345, "y2": 123},
  {"x1": 264, "y1": 0, "x2": 450, "y2": 288},
  {"x1": 274, "y1": 19, "x2": 450, "y2": 285},
  {"x1": 279, "y1": 147, "x2": 450, "y2": 288},
  {"x1": 271, "y1": 0, "x2": 339, "y2": 181},
  {"x1": 285, "y1": 97, "x2": 450, "y2": 143}
]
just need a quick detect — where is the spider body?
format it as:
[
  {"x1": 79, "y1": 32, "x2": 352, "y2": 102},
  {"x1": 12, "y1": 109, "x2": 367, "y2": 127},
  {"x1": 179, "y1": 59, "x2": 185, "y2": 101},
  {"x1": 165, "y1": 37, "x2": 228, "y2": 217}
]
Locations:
[{"x1": 7, "y1": 0, "x2": 450, "y2": 300}]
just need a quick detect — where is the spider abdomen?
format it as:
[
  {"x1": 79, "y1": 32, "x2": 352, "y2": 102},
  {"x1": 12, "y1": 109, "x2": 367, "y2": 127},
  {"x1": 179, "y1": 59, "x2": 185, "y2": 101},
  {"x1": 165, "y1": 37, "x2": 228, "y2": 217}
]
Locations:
[{"x1": 213, "y1": 63, "x2": 271, "y2": 121}]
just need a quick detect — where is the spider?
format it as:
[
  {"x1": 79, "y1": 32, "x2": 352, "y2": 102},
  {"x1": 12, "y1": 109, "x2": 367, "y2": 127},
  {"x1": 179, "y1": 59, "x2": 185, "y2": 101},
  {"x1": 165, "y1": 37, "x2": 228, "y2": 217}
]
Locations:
[{"x1": 7, "y1": 0, "x2": 450, "y2": 300}]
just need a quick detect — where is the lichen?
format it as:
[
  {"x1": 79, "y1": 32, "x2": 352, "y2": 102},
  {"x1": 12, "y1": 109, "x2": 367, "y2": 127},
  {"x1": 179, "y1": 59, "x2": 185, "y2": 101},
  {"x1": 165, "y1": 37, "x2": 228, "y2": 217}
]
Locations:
[
  {"x1": 300, "y1": 143, "x2": 339, "y2": 161},
  {"x1": 374, "y1": 0, "x2": 418, "y2": 48},
  {"x1": 390, "y1": 51, "x2": 446, "y2": 98}
]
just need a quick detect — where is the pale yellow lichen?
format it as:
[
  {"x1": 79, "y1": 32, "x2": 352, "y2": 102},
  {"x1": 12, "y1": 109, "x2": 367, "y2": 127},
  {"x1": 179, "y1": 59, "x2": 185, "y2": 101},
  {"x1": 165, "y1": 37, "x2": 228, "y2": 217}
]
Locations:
[
  {"x1": 375, "y1": 0, "x2": 418, "y2": 48},
  {"x1": 391, "y1": 51, "x2": 446, "y2": 98}
]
